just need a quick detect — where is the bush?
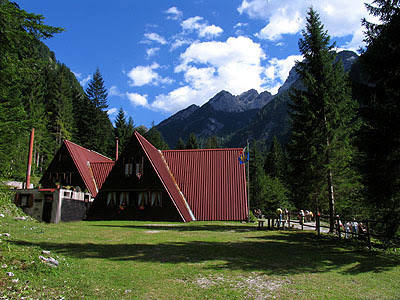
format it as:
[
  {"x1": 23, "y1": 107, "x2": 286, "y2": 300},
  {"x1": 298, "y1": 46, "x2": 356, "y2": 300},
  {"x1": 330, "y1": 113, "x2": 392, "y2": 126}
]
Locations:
[{"x1": 0, "y1": 184, "x2": 24, "y2": 217}]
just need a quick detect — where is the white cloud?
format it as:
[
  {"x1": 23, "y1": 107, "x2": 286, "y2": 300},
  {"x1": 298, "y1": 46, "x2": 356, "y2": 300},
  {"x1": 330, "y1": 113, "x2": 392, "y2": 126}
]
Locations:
[
  {"x1": 181, "y1": 16, "x2": 223, "y2": 39},
  {"x1": 264, "y1": 55, "x2": 303, "y2": 94},
  {"x1": 165, "y1": 6, "x2": 182, "y2": 20},
  {"x1": 109, "y1": 85, "x2": 124, "y2": 97},
  {"x1": 107, "y1": 108, "x2": 118, "y2": 115},
  {"x1": 146, "y1": 47, "x2": 160, "y2": 58},
  {"x1": 238, "y1": 0, "x2": 374, "y2": 49},
  {"x1": 170, "y1": 38, "x2": 192, "y2": 51},
  {"x1": 126, "y1": 92, "x2": 149, "y2": 107},
  {"x1": 127, "y1": 63, "x2": 173, "y2": 87},
  {"x1": 181, "y1": 16, "x2": 204, "y2": 31},
  {"x1": 234, "y1": 22, "x2": 248, "y2": 28},
  {"x1": 199, "y1": 25, "x2": 223, "y2": 38},
  {"x1": 143, "y1": 32, "x2": 167, "y2": 45},
  {"x1": 151, "y1": 36, "x2": 266, "y2": 113},
  {"x1": 256, "y1": 11, "x2": 302, "y2": 41},
  {"x1": 72, "y1": 71, "x2": 82, "y2": 79},
  {"x1": 79, "y1": 75, "x2": 91, "y2": 87}
]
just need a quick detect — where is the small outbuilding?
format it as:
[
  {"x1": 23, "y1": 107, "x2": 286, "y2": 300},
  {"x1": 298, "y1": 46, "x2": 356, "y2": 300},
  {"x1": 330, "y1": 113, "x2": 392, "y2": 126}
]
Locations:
[{"x1": 90, "y1": 131, "x2": 248, "y2": 222}]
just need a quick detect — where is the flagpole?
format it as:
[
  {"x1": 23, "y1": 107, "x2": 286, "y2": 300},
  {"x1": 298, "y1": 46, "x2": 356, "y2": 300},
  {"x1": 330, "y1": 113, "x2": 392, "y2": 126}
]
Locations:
[{"x1": 247, "y1": 139, "x2": 250, "y2": 219}]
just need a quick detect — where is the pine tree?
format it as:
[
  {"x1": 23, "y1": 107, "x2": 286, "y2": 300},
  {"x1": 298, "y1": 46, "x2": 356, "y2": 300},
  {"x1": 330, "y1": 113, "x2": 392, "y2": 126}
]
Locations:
[
  {"x1": 176, "y1": 138, "x2": 186, "y2": 150},
  {"x1": 204, "y1": 136, "x2": 219, "y2": 149},
  {"x1": 114, "y1": 108, "x2": 129, "y2": 152},
  {"x1": 126, "y1": 117, "x2": 134, "y2": 139},
  {"x1": 85, "y1": 68, "x2": 115, "y2": 157},
  {"x1": 0, "y1": 0, "x2": 62, "y2": 179},
  {"x1": 86, "y1": 68, "x2": 108, "y2": 110},
  {"x1": 145, "y1": 126, "x2": 169, "y2": 150},
  {"x1": 249, "y1": 142, "x2": 267, "y2": 210},
  {"x1": 264, "y1": 136, "x2": 286, "y2": 180},
  {"x1": 186, "y1": 133, "x2": 199, "y2": 149},
  {"x1": 288, "y1": 8, "x2": 356, "y2": 231},
  {"x1": 358, "y1": 1, "x2": 400, "y2": 237}
]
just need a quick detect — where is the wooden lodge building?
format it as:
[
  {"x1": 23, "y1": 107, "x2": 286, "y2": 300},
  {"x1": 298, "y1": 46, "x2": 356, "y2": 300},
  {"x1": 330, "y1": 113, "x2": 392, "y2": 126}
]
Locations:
[
  {"x1": 89, "y1": 131, "x2": 248, "y2": 222},
  {"x1": 40, "y1": 140, "x2": 115, "y2": 197},
  {"x1": 28, "y1": 131, "x2": 248, "y2": 222},
  {"x1": 14, "y1": 140, "x2": 115, "y2": 223}
]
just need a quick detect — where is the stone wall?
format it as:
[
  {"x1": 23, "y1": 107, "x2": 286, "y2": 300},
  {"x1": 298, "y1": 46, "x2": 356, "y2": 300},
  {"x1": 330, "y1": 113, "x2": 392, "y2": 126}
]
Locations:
[{"x1": 60, "y1": 199, "x2": 87, "y2": 222}]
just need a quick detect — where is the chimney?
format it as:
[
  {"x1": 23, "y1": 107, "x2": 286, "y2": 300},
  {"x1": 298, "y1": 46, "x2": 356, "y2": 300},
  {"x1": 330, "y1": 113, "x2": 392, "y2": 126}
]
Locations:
[
  {"x1": 115, "y1": 137, "x2": 119, "y2": 161},
  {"x1": 26, "y1": 128, "x2": 35, "y2": 189}
]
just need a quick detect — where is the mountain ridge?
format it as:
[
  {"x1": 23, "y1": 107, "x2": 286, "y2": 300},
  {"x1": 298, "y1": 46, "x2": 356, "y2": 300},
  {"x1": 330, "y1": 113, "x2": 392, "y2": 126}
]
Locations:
[{"x1": 156, "y1": 50, "x2": 359, "y2": 148}]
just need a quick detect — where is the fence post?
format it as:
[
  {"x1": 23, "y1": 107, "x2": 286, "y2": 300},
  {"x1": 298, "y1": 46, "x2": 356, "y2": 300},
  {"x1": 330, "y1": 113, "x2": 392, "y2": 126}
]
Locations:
[
  {"x1": 288, "y1": 212, "x2": 291, "y2": 230},
  {"x1": 267, "y1": 218, "x2": 271, "y2": 229},
  {"x1": 366, "y1": 220, "x2": 371, "y2": 250},
  {"x1": 337, "y1": 216, "x2": 341, "y2": 239},
  {"x1": 316, "y1": 213, "x2": 320, "y2": 237}
]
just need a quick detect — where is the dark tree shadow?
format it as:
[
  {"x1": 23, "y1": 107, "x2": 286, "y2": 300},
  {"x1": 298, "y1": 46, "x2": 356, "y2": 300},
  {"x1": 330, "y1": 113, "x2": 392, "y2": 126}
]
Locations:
[
  {"x1": 10, "y1": 230, "x2": 400, "y2": 276},
  {"x1": 90, "y1": 223, "x2": 255, "y2": 232}
]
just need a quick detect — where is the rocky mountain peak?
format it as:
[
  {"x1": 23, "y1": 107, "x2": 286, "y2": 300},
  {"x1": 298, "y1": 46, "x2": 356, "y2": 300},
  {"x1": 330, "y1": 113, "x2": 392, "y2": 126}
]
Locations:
[{"x1": 209, "y1": 89, "x2": 271, "y2": 112}]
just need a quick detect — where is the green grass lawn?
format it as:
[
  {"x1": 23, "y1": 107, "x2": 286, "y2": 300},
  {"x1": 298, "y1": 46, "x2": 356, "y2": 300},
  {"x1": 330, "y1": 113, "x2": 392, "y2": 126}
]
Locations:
[{"x1": 1, "y1": 216, "x2": 400, "y2": 299}]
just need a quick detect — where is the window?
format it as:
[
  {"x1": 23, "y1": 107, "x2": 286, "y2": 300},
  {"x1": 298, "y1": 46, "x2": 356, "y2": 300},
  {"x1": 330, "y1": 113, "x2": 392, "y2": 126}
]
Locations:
[
  {"x1": 106, "y1": 192, "x2": 117, "y2": 207},
  {"x1": 135, "y1": 156, "x2": 144, "y2": 179},
  {"x1": 20, "y1": 195, "x2": 28, "y2": 206},
  {"x1": 151, "y1": 191, "x2": 162, "y2": 207},
  {"x1": 138, "y1": 192, "x2": 148, "y2": 207},
  {"x1": 124, "y1": 163, "x2": 133, "y2": 177},
  {"x1": 119, "y1": 192, "x2": 130, "y2": 207}
]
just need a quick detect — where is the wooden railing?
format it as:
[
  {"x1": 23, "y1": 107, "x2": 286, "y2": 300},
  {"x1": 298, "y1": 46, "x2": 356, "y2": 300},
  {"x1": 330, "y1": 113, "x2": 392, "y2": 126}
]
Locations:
[{"x1": 258, "y1": 212, "x2": 400, "y2": 250}]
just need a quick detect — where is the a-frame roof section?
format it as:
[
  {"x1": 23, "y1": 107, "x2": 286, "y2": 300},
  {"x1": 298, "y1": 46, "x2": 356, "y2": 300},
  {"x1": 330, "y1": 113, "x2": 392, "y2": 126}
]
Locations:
[
  {"x1": 135, "y1": 132, "x2": 195, "y2": 222},
  {"x1": 64, "y1": 140, "x2": 114, "y2": 197},
  {"x1": 162, "y1": 149, "x2": 248, "y2": 221}
]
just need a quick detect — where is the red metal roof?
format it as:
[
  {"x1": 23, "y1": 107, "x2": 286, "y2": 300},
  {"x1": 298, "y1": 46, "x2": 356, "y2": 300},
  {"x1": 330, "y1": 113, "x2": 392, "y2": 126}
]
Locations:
[
  {"x1": 89, "y1": 161, "x2": 115, "y2": 192},
  {"x1": 64, "y1": 140, "x2": 113, "y2": 197},
  {"x1": 135, "y1": 132, "x2": 195, "y2": 222},
  {"x1": 162, "y1": 148, "x2": 248, "y2": 221}
]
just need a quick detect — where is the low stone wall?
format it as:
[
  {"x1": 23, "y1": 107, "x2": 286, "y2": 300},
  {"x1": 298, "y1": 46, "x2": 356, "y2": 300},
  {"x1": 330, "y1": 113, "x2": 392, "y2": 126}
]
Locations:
[{"x1": 60, "y1": 199, "x2": 87, "y2": 222}]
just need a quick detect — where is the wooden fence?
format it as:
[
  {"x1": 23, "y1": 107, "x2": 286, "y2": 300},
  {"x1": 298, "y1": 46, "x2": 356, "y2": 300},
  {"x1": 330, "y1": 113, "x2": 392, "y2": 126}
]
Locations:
[{"x1": 257, "y1": 212, "x2": 400, "y2": 250}]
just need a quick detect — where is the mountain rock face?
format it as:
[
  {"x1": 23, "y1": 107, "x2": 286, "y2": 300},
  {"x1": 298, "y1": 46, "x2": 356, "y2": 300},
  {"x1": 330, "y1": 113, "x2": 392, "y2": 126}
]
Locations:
[
  {"x1": 157, "y1": 50, "x2": 359, "y2": 148},
  {"x1": 208, "y1": 89, "x2": 272, "y2": 112},
  {"x1": 157, "y1": 89, "x2": 272, "y2": 148},
  {"x1": 226, "y1": 50, "x2": 360, "y2": 147}
]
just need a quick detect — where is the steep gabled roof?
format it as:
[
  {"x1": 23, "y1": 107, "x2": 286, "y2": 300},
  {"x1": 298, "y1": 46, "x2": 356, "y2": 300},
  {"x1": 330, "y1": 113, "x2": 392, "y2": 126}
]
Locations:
[
  {"x1": 64, "y1": 140, "x2": 113, "y2": 197},
  {"x1": 162, "y1": 148, "x2": 248, "y2": 221},
  {"x1": 135, "y1": 132, "x2": 195, "y2": 222},
  {"x1": 89, "y1": 161, "x2": 115, "y2": 192}
]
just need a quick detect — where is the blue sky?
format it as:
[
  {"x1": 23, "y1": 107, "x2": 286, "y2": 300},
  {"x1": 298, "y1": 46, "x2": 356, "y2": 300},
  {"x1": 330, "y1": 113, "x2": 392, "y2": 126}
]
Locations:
[{"x1": 17, "y1": 0, "x2": 374, "y2": 128}]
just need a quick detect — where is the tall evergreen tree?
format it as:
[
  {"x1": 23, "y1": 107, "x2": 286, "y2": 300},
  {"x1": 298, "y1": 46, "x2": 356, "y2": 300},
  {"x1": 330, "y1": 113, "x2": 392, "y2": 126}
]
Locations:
[
  {"x1": 249, "y1": 142, "x2": 266, "y2": 210},
  {"x1": 264, "y1": 136, "x2": 286, "y2": 180},
  {"x1": 86, "y1": 67, "x2": 108, "y2": 110},
  {"x1": 186, "y1": 133, "x2": 199, "y2": 149},
  {"x1": 204, "y1": 135, "x2": 219, "y2": 149},
  {"x1": 85, "y1": 68, "x2": 115, "y2": 157},
  {"x1": 358, "y1": 0, "x2": 400, "y2": 237},
  {"x1": 114, "y1": 108, "x2": 129, "y2": 152},
  {"x1": 288, "y1": 8, "x2": 356, "y2": 231},
  {"x1": 145, "y1": 126, "x2": 169, "y2": 150},
  {"x1": 176, "y1": 138, "x2": 186, "y2": 150},
  {"x1": 0, "y1": 0, "x2": 62, "y2": 179},
  {"x1": 126, "y1": 117, "x2": 134, "y2": 139}
]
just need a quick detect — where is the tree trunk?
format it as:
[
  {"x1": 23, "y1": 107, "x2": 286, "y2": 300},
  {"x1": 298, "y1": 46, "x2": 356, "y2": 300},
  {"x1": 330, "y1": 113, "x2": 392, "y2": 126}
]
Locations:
[{"x1": 327, "y1": 166, "x2": 335, "y2": 233}]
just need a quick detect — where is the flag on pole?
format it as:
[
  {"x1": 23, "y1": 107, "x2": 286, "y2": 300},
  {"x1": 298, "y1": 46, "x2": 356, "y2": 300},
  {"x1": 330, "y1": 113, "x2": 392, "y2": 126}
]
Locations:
[{"x1": 238, "y1": 146, "x2": 249, "y2": 164}]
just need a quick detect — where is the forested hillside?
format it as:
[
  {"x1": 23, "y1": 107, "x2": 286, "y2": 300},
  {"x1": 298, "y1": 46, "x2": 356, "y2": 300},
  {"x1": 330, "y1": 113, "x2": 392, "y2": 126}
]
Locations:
[{"x1": 0, "y1": 1, "x2": 163, "y2": 182}]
